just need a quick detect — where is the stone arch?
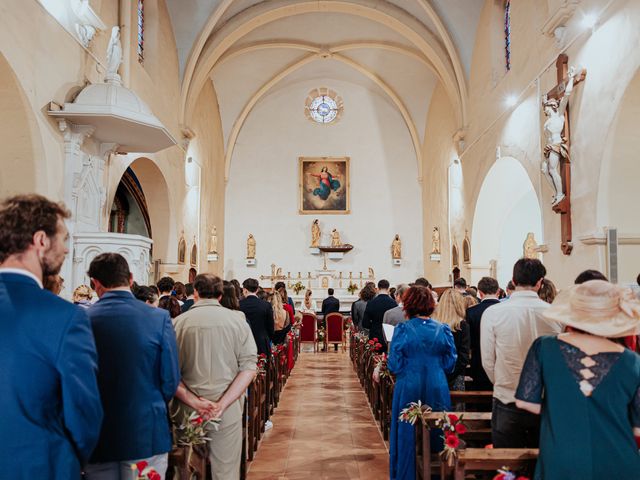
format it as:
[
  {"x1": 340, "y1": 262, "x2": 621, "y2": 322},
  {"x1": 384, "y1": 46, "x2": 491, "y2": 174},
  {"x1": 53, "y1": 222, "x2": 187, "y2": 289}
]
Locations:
[
  {"x1": 597, "y1": 66, "x2": 640, "y2": 283},
  {"x1": 0, "y1": 52, "x2": 43, "y2": 196},
  {"x1": 471, "y1": 156, "x2": 543, "y2": 288}
]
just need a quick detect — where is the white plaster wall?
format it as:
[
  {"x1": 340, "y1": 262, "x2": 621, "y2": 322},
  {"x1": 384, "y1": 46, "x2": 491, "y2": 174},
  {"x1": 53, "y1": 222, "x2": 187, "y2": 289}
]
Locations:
[{"x1": 224, "y1": 79, "x2": 423, "y2": 285}]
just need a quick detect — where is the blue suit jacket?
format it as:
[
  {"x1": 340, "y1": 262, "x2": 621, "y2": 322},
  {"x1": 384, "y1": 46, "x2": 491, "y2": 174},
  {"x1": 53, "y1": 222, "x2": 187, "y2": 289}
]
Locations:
[
  {"x1": 87, "y1": 291, "x2": 180, "y2": 462},
  {"x1": 0, "y1": 272, "x2": 103, "y2": 479}
]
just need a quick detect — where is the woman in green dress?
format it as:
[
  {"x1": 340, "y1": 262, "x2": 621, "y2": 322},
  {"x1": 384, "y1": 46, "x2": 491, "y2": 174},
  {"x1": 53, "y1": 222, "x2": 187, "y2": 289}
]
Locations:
[{"x1": 515, "y1": 280, "x2": 640, "y2": 480}]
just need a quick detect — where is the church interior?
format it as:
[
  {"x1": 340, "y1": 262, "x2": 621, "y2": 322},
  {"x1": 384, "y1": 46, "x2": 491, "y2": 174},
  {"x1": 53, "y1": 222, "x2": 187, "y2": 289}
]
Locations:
[{"x1": 2, "y1": 0, "x2": 640, "y2": 478}]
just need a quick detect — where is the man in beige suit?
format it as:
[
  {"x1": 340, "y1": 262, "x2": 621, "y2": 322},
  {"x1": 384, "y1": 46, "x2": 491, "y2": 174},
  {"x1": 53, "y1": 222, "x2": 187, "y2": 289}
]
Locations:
[{"x1": 173, "y1": 274, "x2": 257, "y2": 479}]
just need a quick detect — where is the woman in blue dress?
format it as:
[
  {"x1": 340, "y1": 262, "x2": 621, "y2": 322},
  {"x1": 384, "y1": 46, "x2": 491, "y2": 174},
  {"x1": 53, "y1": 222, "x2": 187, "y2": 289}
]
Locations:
[
  {"x1": 387, "y1": 286, "x2": 457, "y2": 480},
  {"x1": 309, "y1": 166, "x2": 340, "y2": 200}
]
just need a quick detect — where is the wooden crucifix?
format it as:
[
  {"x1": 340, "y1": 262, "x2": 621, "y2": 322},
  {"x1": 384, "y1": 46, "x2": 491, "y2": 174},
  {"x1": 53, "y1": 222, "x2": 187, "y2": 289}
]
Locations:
[{"x1": 542, "y1": 53, "x2": 586, "y2": 255}]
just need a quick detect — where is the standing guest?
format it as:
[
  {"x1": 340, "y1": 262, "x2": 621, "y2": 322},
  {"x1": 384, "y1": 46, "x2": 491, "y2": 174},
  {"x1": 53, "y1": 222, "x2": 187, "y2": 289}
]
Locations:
[
  {"x1": 156, "y1": 276, "x2": 175, "y2": 300},
  {"x1": 321, "y1": 287, "x2": 340, "y2": 316},
  {"x1": 466, "y1": 277, "x2": 500, "y2": 391},
  {"x1": 389, "y1": 286, "x2": 397, "y2": 299},
  {"x1": 256, "y1": 286, "x2": 268, "y2": 301},
  {"x1": 351, "y1": 282, "x2": 376, "y2": 332},
  {"x1": 159, "y1": 295, "x2": 182, "y2": 319},
  {"x1": 503, "y1": 280, "x2": 516, "y2": 300},
  {"x1": 516, "y1": 280, "x2": 640, "y2": 479},
  {"x1": 496, "y1": 288, "x2": 506, "y2": 300},
  {"x1": 432, "y1": 289, "x2": 470, "y2": 392},
  {"x1": 73, "y1": 284, "x2": 94, "y2": 308},
  {"x1": 133, "y1": 285, "x2": 159, "y2": 307},
  {"x1": 463, "y1": 294, "x2": 479, "y2": 309},
  {"x1": 0, "y1": 194, "x2": 103, "y2": 479},
  {"x1": 275, "y1": 281, "x2": 295, "y2": 314},
  {"x1": 84, "y1": 253, "x2": 180, "y2": 479},
  {"x1": 415, "y1": 277, "x2": 438, "y2": 303},
  {"x1": 277, "y1": 285, "x2": 295, "y2": 323},
  {"x1": 239, "y1": 278, "x2": 274, "y2": 356},
  {"x1": 173, "y1": 274, "x2": 257, "y2": 479},
  {"x1": 269, "y1": 290, "x2": 291, "y2": 345},
  {"x1": 221, "y1": 280, "x2": 241, "y2": 311},
  {"x1": 466, "y1": 286, "x2": 479, "y2": 299},
  {"x1": 174, "y1": 282, "x2": 187, "y2": 303},
  {"x1": 481, "y1": 258, "x2": 561, "y2": 448},
  {"x1": 230, "y1": 279, "x2": 243, "y2": 301},
  {"x1": 44, "y1": 273, "x2": 65, "y2": 294},
  {"x1": 363, "y1": 280, "x2": 398, "y2": 351},
  {"x1": 181, "y1": 283, "x2": 195, "y2": 313},
  {"x1": 383, "y1": 283, "x2": 410, "y2": 327},
  {"x1": 300, "y1": 289, "x2": 318, "y2": 314},
  {"x1": 538, "y1": 278, "x2": 557, "y2": 304},
  {"x1": 453, "y1": 277, "x2": 468, "y2": 296},
  {"x1": 574, "y1": 269, "x2": 608, "y2": 284},
  {"x1": 386, "y1": 286, "x2": 456, "y2": 480}
]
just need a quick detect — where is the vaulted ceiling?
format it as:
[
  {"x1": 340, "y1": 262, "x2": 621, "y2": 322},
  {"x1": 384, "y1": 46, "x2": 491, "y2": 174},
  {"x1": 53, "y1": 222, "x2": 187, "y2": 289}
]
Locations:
[{"x1": 165, "y1": 0, "x2": 484, "y2": 178}]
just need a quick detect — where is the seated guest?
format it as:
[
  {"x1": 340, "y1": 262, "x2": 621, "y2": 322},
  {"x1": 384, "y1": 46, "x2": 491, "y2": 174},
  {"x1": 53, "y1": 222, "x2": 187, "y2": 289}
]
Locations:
[
  {"x1": 173, "y1": 274, "x2": 257, "y2": 479},
  {"x1": 73, "y1": 284, "x2": 94, "y2": 308},
  {"x1": 322, "y1": 288, "x2": 340, "y2": 316},
  {"x1": 159, "y1": 295, "x2": 182, "y2": 319},
  {"x1": 275, "y1": 281, "x2": 295, "y2": 314},
  {"x1": 363, "y1": 280, "x2": 398, "y2": 351},
  {"x1": 133, "y1": 285, "x2": 159, "y2": 307},
  {"x1": 239, "y1": 278, "x2": 274, "y2": 356},
  {"x1": 538, "y1": 278, "x2": 557, "y2": 304},
  {"x1": 300, "y1": 289, "x2": 318, "y2": 314},
  {"x1": 221, "y1": 280, "x2": 241, "y2": 311},
  {"x1": 181, "y1": 282, "x2": 195, "y2": 312},
  {"x1": 157, "y1": 276, "x2": 175, "y2": 299},
  {"x1": 516, "y1": 280, "x2": 640, "y2": 480},
  {"x1": 574, "y1": 269, "x2": 608, "y2": 284},
  {"x1": 481, "y1": 258, "x2": 561, "y2": 448},
  {"x1": 85, "y1": 253, "x2": 180, "y2": 479},
  {"x1": 383, "y1": 283, "x2": 410, "y2": 326},
  {"x1": 387, "y1": 286, "x2": 456, "y2": 480},
  {"x1": 351, "y1": 282, "x2": 376, "y2": 332},
  {"x1": 0, "y1": 194, "x2": 102, "y2": 478},
  {"x1": 432, "y1": 289, "x2": 470, "y2": 392},
  {"x1": 466, "y1": 276, "x2": 500, "y2": 391}
]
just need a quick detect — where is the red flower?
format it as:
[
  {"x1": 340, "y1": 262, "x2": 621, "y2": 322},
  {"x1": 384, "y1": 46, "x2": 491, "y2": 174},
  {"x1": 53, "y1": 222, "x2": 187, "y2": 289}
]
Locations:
[
  {"x1": 372, "y1": 337, "x2": 379, "y2": 342},
  {"x1": 135, "y1": 461, "x2": 148, "y2": 472},
  {"x1": 493, "y1": 475, "x2": 507, "y2": 480},
  {"x1": 455, "y1": 423, "x2": 467, "y2": 434},
  {"x1": 375, "y1": 343, "x2": 382, "y2": 350},
  {"x1": 368, "y1": 340, "x2": 375, "y2": 345},
  {"x1": 447, "y1": 413, "x2": 459, "y2": 424},
  {"x1": 444, "y1": 434, "x2": 460, "y2": 449},
  {"x1": 515, "y1": 477, "x2": 530, "y2": 480},
  {"x1": 191, "y1": 416, "x2": 203, "y2": 425},
  {"x1": 148, "y1": 470, "x2": 161, "y2": 480}
]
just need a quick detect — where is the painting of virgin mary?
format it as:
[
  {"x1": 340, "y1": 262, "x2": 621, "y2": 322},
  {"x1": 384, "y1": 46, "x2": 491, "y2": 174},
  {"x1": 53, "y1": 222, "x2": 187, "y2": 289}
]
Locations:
[{"x1": 299, "y1": 157, "x2": 350, "y2": 214}]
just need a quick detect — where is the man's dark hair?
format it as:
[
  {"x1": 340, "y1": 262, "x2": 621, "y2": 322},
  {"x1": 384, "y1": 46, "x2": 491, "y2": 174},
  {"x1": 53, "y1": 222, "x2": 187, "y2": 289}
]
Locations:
[
  {"x1": 185, "y1": 282, "x2": 194, "y2": 296},
  {"x1": 575, "y1": 269, "x2": 608, "y2": 285},
  {"x1": 156, "y1": 276, "x2": 175, "y2": 293},
  {"x1": 133, "y1": 285, "x2": 158, "y2": 304},
  {"x1": 506, "y1": 281, "x2": 515, "y2": 291},
  {"x1": 477, "y1": 277, "x2": 499, "y2": 295},
  {"x1": 194, "y1": 274, "x2": 224, "y2": 299},
  {"x1": 242, "y1": 278, "x2": 259, "y2": 293},
  {"x1": 454, "y1": 277, "x2": 467, "y2": 289},
  {"x1": 378, "y1": 279, "x2": 390, "y2": 290},
  {"x1": 414, "y1": 277, "x2": 430, "y2": 287},
  {"x1": 221, "y1": 280, "x2": 240, "y2": 310},
  {"x1": 512, "y1": 258, "x2": 546, "y2": 288},
  {"x1": 87, "y1": 253, "x2": 131, "y2": 288},
  {"x1": 0, "y1": 194, "x2": 70, "y2": 263},
  {"x1": 328, "y1": 288, "x2": 335, "y2": 295},
  {"x1": 274, "y1": 281, "x2": 286, "y2": 290}
]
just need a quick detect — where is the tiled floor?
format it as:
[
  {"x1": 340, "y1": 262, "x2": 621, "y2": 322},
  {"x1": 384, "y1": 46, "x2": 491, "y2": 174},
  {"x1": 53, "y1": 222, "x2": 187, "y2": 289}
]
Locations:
[{"x1": 247, "y1": 350, "x2": 389, "y2": 479}]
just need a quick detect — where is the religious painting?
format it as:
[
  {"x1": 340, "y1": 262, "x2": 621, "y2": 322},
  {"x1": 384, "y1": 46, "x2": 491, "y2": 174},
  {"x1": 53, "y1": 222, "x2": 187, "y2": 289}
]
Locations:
[
  {"x1": 462, "y1": 231, "x2": 471, "y2": 264},
  {"x1": 177, "y1": 233, "x2": 186, "y2": 264},
  {"x1": 452, "y1": 243, "x2": 460, "y2": 268},
  {"x1": 190, "y1": 239, "x2": 197, "y2": 267},
  {"x1": 299, "y1": 157, "x2": 350, "y2": 214}
]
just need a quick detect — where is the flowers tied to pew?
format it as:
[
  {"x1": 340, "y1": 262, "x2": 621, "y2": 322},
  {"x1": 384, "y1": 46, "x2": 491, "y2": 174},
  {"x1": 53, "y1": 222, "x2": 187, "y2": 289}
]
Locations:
[
  {"x1": 130, "y1": 460, "x2": 161, "y2": 480},
  {"x1": 172, "y1": 411, "x2": 221, "y2": 467},
  {"x1": 256, "y1": 353, "x2": 268, "y2": 373},
  {"x1": 374, "y1": 353, "x2": 392, "y2": 380},
  {"x1": 493, "y1": 467, "x2": 530, "y2": 480},
  {"x1": 365, "y1": 337, "x2": 383, "y2": 353}
]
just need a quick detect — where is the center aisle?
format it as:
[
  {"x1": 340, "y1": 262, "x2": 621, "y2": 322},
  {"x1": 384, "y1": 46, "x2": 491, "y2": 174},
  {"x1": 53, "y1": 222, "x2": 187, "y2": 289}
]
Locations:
[{"x1": 247, "y1": 350, "x2": 390, "y2": 479}]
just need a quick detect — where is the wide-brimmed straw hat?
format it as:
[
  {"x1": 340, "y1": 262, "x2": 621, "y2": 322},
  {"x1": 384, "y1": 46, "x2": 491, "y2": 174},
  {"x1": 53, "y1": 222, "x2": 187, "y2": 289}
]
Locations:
[{"x1": 543, "y1": 280, "x2": 640, "y2": 338}]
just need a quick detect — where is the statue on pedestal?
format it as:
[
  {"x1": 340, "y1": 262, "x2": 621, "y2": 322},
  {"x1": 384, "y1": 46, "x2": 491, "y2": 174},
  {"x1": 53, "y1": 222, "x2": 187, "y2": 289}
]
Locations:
[
  {"x1": 208, "y1": 226, "x2": 218, "y2": 254},
  {"x1": 431, "y1": 227, "x2": 441, "y2": 254},
  {"x1": 311, "y1": 219, "x2": 321, "y2": 247},
  {"x1": 391, "y1": 234, "x2": 402, "y2": 259},
  {"x1": 105, "y1": 26, "x2": 123, "y2": 84},
  {"x1": 246, "y1": 234, "x2": 256, "y2": 259},
  {"x1": 523, "y1": 232, "x2": 540, "y2": 259},
  {"x1": 331, "y1": 229, "x2": 341, "y2": 247}
]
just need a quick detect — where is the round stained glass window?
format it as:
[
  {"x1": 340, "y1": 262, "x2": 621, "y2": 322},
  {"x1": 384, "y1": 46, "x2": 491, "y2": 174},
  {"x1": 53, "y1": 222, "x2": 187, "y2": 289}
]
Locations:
[{"x1": 309, "y1": 95, "x2": 339, "y2": 123}]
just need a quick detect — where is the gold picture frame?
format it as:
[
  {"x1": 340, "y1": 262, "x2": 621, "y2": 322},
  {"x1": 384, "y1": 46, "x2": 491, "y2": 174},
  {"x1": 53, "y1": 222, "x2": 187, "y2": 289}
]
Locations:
[{"x1": 299, "y1": 156, "x2": 350, "y2": 214}]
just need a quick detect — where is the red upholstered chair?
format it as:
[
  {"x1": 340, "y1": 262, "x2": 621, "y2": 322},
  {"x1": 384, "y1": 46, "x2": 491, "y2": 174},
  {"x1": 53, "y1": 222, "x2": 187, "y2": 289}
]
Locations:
[
  {"x1": 300, "y1": 313, "x2": 318, "y2": 353},
  {"x1": 325, "y1": 312, "x2": 345, "y2": 352}
]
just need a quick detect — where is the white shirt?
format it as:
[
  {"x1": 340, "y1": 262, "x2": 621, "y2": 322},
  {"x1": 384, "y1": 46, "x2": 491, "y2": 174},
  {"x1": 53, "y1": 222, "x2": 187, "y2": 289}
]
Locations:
[
  {"x1": 0, "y1": 267, "x2": 43, "y2": 288},
  {"x1": 480, "y1": 290, "x2": 561, "y2": 404}
]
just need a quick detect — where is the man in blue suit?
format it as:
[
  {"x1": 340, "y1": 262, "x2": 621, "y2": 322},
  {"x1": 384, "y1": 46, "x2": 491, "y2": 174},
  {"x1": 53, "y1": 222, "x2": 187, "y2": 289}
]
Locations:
[
  {"x1": 0, "y1": 194, "x2": 103, "y2": 479},
  {"x1": 84, "y1": 253, "x2": 180, "y2": 479}
]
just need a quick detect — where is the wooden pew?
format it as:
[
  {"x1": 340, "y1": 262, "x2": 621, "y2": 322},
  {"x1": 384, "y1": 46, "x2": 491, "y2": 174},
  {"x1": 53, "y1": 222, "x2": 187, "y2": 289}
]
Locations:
[
  {"x1": 450, "y1": 448, "x2": 538, "y2": 480},
  {"x1": 450, "y1": 390, "x2": 493, "y2": 412}
]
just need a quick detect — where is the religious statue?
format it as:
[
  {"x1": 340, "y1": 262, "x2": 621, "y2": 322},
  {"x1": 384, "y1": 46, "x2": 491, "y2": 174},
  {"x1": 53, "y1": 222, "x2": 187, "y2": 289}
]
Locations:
[
  {"x1": 311, "y1": 219, "x2": 321, "y2": 247},
  {"x1": 431, "y1": 227, "x2": 441, "y2": 254},
  {"x1": 542, "y1": 66, "x2": 577, "y2": 206},
  {"x1": 368, "y1": 267, "x2": 375, "y2": 279},
  {"x1": 208, "y1": 226, "x2": 218, "y2": 254},
  {"x1": 105, "y1": 26, "x2": 122, "y2": 83},
  {"x1": 391, "y1": 234, "x2": 402, "y2": 259},
  {"x1": 523, "y1": 232, "x2": 540, "y2": 259},
  {"x1": 246, "y1": 234, "x2": 256, "y2": 259},
  {"x1": 331, "y1": 228, "x2": 341, "y2": 247}
]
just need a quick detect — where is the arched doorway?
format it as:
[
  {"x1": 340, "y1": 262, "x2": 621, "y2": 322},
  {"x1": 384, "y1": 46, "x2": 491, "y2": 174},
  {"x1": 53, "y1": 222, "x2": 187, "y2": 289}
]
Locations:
[
  {"x1": 598, "y1": 67, "x2": 640, "y2": 285},
  {"x1": 471, "y1": 157, "x2": 543, "y2": 288},
  {"x1": 109, "y1": 167, "x2": 152, "y2": 238},
  {"x1": 0, "y1": 53, "x2": 42, "y2": 196}
]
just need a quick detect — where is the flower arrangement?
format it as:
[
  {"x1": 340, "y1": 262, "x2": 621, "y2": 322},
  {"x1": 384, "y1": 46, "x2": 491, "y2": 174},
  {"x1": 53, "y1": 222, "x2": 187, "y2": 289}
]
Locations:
[
  {"x1": 130, "y1": 461, "x2": 161, "y2": 480},
  {"x1": 374, "y1": 353, "x2": 392, "y2": 379},
  {"x1": 317, "y1": 326, "x2": 326, "y2": 342},
  {"x1": 174, "y1": 411, "x2": 220, "y2": 447},
  {"x1": 493, "y1": 467, "x2": 530, "y2": 480},
  {"x1": 292, "y1": 281, "x2": 305, "y2": 295},
  {"x1": 398, "y1": 400, "x2": 425, "y2": 425},
  {"x1": 434, "y1": 412, "x2": 467, "y2": 466},
  {"x1": 344, "y1": 316, "x2": 353, "y2": 331},
  {"x1": 347, "y1": 282, "x2": 359, "y2": 295},
  {"x1": 256, "y1": 353, "x2": 268, "y2": 373},
  {"x1": 364, "y1": 338, "x2": 383, "y2": 353}
]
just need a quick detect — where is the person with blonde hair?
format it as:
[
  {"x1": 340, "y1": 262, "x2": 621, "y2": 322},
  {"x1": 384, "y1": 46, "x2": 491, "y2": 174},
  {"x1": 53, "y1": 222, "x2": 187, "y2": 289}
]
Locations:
[
  {"x1": 432, "y1": 289, "x2": 470, "y2": 391},
  {"x1": 300, "y1": 289, "x2": 318, "y2": 314},
  {"x1": 73, "y1": 284, "x2": 94, "y2": 308},
  {"x1": 516, "y1": 280, "x2": 640, "y2": 479},
  {"x1": 269, "y1": 290, "x2": 290, "y2": 345},
  {"x1": 537, "y1": 278, "x2": 557, "y2": 304}
]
